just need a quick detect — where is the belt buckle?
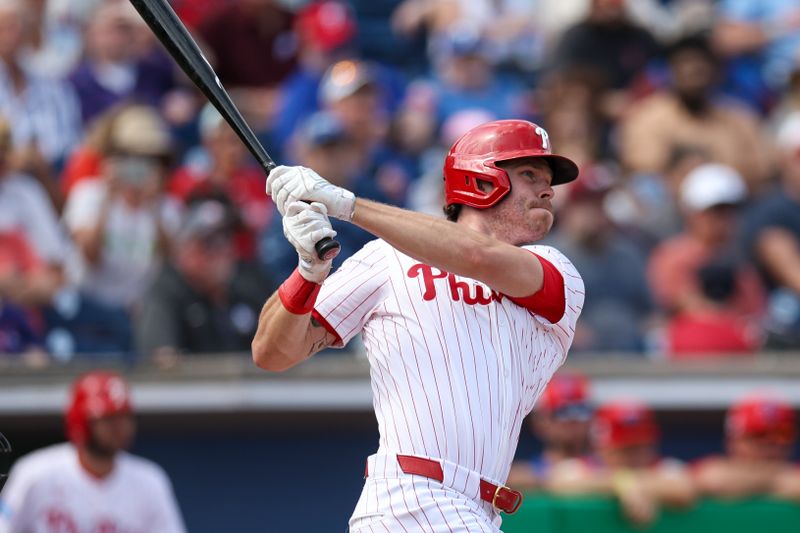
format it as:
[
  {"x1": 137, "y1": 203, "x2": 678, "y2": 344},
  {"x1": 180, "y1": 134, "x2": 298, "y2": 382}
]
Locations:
[{"x1": 492, "y1": 484, "x2": 523, "y2": 515}]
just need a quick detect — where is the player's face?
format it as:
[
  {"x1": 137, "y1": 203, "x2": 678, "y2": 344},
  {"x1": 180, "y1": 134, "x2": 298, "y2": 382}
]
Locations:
[
  {"x1": 485, "y1": 158, "x2": 555, "y2": 245},
  {"x1": 86, "y1": 413, "x2": 136, "y2": 458}
]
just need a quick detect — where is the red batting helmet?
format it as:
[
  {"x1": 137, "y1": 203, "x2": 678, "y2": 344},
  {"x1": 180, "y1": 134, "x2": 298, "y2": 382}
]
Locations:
[
  {"x1": 443, "y1": 119, "x2": 579, "y2": 209},
  {"x1": 65, "y1": 371, "x2": 132, "y2": 445},
  {"x1": 726, "y1": 395, "x2": 796, "y2": 445},
  {"x1": 592, "y1": 400, "x2": 659, "y2": 449}
]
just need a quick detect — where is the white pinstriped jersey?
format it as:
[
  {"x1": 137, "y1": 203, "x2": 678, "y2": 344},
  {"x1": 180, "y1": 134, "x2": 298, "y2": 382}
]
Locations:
[{"x1": 315, "y1": 239, "x2": 584, "y2": 485}]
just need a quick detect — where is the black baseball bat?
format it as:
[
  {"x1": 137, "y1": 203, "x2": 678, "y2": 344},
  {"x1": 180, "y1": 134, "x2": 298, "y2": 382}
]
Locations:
[{"x1": 128, "y1": 0, "x2": 340, "y2": 261}]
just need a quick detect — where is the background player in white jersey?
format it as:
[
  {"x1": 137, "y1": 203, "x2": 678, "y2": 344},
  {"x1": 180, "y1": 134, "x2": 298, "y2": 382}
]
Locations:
[
  {"x1": 252, "y1": 119, "x2": 585, "y2": 531},
  {"x1": 0, "y1": 371, "x2": 186, "y2": 533}
]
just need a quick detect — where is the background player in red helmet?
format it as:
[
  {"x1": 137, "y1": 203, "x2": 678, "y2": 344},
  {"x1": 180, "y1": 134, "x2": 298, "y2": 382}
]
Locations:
[
  {"x1": 0, "y1": 371, "x2": 185, "y2": 533},
  {"x1": 693, "y1": 394, "x2": 800, "y2": 501},
  {"x1": 253, "y1": 119, "x2": 585, "y2": 530},
  {"x1": 548, "y1": 399, "x2": 696, "y2": 526},
  {"x1": 507, "y1": 371, "x2": 594, "y2": 490}
]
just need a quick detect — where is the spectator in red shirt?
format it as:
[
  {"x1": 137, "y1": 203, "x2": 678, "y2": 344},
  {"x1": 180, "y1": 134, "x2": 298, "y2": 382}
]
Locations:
[
  {"x1": 693, "y1": 395, "x2": 800, "y2": 501},
  {"x1": 648, "y1": 163, "x2": 766, "y2": 325},
  {"x1": 548, "y1": 400, "x2": 696, "y2": 526},
  {"x1": 167, "y1": 104, "x2": 273, "y2": 261}
]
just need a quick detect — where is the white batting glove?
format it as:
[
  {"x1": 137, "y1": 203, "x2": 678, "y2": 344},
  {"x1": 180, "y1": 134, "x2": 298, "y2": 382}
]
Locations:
[
  {"x1": 267, "y1": 165, "x2": 356, "y2": 221},
  {"x1": 282, "y1": 201, "x2": 337, "y2": 283}
]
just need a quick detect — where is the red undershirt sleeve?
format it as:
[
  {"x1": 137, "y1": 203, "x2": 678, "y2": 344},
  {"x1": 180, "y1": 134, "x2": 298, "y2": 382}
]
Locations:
[{"x1": 507, "y1": 253, "x2": 566, "y2": 323}]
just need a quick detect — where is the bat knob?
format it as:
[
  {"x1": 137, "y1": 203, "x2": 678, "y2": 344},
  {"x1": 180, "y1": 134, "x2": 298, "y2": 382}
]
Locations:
[{"x1": 315, "y1": 237, "x2": 340, "y2": 261}]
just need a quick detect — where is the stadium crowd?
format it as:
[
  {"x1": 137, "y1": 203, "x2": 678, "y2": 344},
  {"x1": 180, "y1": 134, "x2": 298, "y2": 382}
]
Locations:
[
  {"x1": 0, "y1": 0, "x2": 800, "y2": 364},
  {"x1": 509, "y1": 372, "x2": 800, "y2": 527}
]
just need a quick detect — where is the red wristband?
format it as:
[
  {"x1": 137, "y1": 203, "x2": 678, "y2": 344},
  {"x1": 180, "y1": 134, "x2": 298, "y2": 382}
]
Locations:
[{"x1": 278, "y1": 269, "x2": 322, "y2": 315}]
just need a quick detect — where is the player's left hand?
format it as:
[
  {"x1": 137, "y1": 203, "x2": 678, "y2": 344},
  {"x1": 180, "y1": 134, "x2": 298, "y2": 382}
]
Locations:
[
  {"x1": 283, "y1": 201, "x2": 337, "y2": 283},
  {"x1": 267, "y1": 165, "x2": 356, "y2": 221}
]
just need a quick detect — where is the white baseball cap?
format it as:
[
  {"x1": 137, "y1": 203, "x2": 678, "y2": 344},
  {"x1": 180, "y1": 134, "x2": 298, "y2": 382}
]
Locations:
[{"x1": 680, "y1": 163, "x2": 747, "y2": 212}]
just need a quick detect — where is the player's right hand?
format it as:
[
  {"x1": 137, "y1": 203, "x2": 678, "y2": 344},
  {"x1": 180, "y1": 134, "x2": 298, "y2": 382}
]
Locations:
[
  {"x1": 282, "y1": 201, "x2": 337, "y2": 283},
  {"x1": 267, "y1": 165, "x2": 356, "y2": 221}
]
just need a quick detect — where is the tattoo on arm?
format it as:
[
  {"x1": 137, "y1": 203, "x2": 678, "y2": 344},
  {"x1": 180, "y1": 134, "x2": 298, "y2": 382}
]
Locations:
[{"x1": 306, "y1": 315, "x2": 334, "y2": 356}]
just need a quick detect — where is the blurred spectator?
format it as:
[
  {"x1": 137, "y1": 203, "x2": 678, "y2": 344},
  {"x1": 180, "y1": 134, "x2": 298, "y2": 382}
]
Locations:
[
  {"x1": 0, "y1": 115, "x2": 67, "y2": 301},
  {"x1": 0, "y1": 371, "x2": 186, "y2": 531},
  {"x1": 742, "y1": 113, "x2": 800, "y2": 348},
  {"x1": 620, "y1": 34, "x2": 772, "y2": 190},
  {"x1": 714, "y1": 0, "x2": 800, "y2": 108},
  {"x1": 508, "y1": 372, "x2": 593, "y2": 490},
  {"x1": 664, "y1": 261, "x2": 763, "y2": 356},
  {"x1": 319, "y1": 60, "x2": 415, "y2": 205},
  {"x1": 548, "y1": 400, "x2": 696, "y2": 526},
  {"x1": 550, "y1": 0, "x2": 660, "y2": 120},
  {"x1": 272, "y1": 0, "x2": 357, "y2": 150},
  {"x1": 69, "y1": 1, "x2": 178, "y2": 125},
  {"x1": 647, "y1": 164, "x2": 765, "y2": 322},
  {"x1": 260, "y1": 110, "x2": 390, "y2": 282},
  {"x1": 168, "y1": 104, "x2": 272, "y2": 261},
  {"x1": 543, "y1": 170, "x2": 652, "y2": 353},
  {"x1": 61, "y1": 103, "x2": 172, "y2": 197},
  {"x1": 0, "y1": 0, "x2": 81, "y2": 169},
  {"x1": 604, "y1": 145, "x2": 708, "y2": 247},
  {"x1": 136, "y1": 200, "x2": 274, "y2": 360},
  {"x1": 425, "y1": 32, "x2": 528, "y2": 124},
  {"x1": 391, "y1": 0, "x2": 569, "y2": 71},
  {"x1": 693, "y1": 394, "x2": 800, "y2": 501},
  {"x1": 198, "y1": 0, "x2": 297, "y2": 127},
  {"x1": 20, "y1": 0, "x2": 83, "y2": 79},
  {"x1": 62, "y1": 129, "x2": 181, "y2": 311}
]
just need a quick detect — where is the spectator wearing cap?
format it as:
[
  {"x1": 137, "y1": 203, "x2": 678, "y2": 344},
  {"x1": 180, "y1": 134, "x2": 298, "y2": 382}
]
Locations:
[
  {"x1": 620, "y1": 35, "x2": 772, "y2": 191},
  {"x1": 167, "y1": 104, "x2": 272, "y2": 261},
  {"x1": 508, "y1": 372, "x2": 594, "y2": 490},
  {"x1": 648, "y1": 163, "x2": 766, "y2": 353},
  {"x1": 259, "y1": 110, "x2": 391, "y2": 283},
  {"x1": 135, "y1": 200, "x2": 274, "y2": 361},
  {"x1": 541, "y1": 169, "x2": 653, "y2": 353},
  {"x1": 61, "y1": 104, "x2": 173, "y2": 198},
  {"x1": 741, "y1": 112, "x2": 800, "y2": 348},
  {"x1": 693, "y1": 394, "x2": 800, "y2": 501},
  {"x1": 0, "y1": 0, "x2": 81, "y2": 170},
  {"x1": 62, "y1": 114, "x2": 181, "y2": 313},
  {"x1": 197, "y1": 0, "x2": 297, "y2": 129},
  {"x1": 319, "y1": 59, "x2": 416, "y2": 206},
  {"x1": 549, "y1": 400, "x2": 696, "y2": 527},
  {"x1": 69, "y1": 1, "x2": 178, "y2": 125},
  {"x1": 271, "y1": 0, "x2": 357, "y2": 151}
]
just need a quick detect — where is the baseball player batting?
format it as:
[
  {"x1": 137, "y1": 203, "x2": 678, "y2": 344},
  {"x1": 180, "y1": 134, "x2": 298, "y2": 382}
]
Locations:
[
  {"x1": 0, "y1": 371, "x2": 185, "y2": 533},
  {"x1": 252, "y1": 119, "x2": 585, "y2": 531}
]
